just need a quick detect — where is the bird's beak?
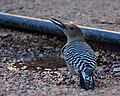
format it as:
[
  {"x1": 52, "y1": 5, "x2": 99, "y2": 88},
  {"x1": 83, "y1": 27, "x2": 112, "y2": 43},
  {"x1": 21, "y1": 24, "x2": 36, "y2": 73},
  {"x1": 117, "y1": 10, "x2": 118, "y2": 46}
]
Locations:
[{"x1": 50, "y1": 18, "x2": 67, "y2": 29}]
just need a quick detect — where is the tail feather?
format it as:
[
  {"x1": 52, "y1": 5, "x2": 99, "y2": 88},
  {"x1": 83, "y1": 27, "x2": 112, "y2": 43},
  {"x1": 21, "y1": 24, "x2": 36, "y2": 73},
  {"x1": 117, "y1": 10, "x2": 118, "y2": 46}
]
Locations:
[
  {"x1": 80, "y1": 72, "x2": 86, "y2": 89},
  {"x1": 80, "y1": 71, "x2": 94, "y2": 91}
]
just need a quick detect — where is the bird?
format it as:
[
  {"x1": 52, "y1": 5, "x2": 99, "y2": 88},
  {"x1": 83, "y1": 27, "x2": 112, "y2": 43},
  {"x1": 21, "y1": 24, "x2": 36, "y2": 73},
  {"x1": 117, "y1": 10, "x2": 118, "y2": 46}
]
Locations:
[{"x1": 50, "y1": 18, "x2": 97, "y2": 92}]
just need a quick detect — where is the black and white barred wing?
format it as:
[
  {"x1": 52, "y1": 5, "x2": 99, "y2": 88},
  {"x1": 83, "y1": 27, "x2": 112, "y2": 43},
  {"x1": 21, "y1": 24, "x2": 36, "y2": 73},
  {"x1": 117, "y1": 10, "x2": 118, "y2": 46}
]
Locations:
[{"x1": 63, "y1": 41, "x2": 96, "y2": 73}]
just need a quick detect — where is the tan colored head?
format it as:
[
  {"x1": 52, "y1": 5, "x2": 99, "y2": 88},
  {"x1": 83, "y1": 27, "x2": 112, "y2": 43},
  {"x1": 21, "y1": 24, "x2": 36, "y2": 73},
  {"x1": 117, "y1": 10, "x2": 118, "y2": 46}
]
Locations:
[{"x1": 51, "y1": 18, "x2": 85, "y2": 42}]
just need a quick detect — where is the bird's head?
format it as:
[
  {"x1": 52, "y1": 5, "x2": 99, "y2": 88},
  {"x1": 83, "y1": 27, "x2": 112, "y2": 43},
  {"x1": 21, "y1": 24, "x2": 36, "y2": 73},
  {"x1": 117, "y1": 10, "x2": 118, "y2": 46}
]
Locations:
[{"x1": 50, "y1": 18, "x2": 85, "y2": 42}]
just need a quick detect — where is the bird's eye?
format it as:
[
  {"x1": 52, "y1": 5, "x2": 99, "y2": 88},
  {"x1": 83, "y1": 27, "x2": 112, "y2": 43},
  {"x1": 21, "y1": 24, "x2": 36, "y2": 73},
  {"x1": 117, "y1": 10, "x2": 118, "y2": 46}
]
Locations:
[{"x1": 70, "y1": 27, "x2": 74, "y2": 30}]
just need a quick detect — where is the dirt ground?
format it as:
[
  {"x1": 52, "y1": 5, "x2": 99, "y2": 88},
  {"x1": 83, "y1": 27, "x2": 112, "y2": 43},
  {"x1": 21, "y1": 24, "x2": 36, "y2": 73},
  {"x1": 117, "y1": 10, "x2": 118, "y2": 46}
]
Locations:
[{"x1": 0, "y1": 0, "x2": 120, "y2": 96}]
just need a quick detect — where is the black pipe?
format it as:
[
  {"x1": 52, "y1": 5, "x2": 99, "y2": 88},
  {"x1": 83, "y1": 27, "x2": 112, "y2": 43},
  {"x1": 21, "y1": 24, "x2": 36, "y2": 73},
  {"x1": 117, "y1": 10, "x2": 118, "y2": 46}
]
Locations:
[{"x1": 0, "y1": 12, "x2": 120, "y2": 45}]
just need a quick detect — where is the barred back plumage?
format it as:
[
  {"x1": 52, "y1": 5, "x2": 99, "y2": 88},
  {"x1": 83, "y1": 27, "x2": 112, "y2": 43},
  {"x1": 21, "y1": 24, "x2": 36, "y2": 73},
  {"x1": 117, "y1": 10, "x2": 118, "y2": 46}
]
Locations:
[{"x1": 63, "y1": 40, "x2": 96, "y2": 75}]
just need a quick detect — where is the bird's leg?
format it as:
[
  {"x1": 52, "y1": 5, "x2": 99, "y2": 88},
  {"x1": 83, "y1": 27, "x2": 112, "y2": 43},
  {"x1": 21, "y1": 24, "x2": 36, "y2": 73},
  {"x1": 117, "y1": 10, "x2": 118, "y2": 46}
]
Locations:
[{"x1": 93, "y1": 71, "x2": 99, "y2": 79}]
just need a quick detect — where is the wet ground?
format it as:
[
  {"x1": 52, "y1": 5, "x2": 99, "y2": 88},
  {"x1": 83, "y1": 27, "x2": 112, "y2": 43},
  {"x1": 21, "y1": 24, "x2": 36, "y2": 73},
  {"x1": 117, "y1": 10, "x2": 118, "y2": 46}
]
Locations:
[{"x1": 0, "y1": 0, "x2": 120, "y2": 96}]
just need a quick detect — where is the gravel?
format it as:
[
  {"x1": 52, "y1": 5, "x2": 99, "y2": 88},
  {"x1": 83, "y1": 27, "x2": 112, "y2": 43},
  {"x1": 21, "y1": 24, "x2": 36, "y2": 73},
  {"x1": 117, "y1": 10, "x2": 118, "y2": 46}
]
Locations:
[{"x1": 0, "y1": 0, "x2": 120, "y2": 96}]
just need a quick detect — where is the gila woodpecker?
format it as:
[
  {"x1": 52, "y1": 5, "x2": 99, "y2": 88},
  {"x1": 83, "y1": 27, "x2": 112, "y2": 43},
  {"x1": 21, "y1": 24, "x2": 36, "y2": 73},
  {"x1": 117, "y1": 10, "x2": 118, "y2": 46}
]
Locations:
[{"x1": 51, "y1": 18, "x2": 97, "y2": 91}]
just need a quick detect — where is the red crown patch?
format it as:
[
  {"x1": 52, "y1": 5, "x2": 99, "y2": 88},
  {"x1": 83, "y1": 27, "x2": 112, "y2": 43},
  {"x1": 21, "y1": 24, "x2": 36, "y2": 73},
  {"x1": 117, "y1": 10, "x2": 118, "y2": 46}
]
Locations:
[{"x1": 70, "y1": 21, "x2": 79, "y2": 29}]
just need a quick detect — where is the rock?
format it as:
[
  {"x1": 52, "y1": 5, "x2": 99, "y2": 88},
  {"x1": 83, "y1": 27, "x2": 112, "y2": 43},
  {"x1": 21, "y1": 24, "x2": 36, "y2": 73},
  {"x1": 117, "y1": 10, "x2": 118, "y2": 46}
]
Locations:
[
  {"x1": 95, "y1": 52, "x2": 99, "y2": 57},
  {"x1": 96, "y1": 67, "x2": 106, "y2": 79}
]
